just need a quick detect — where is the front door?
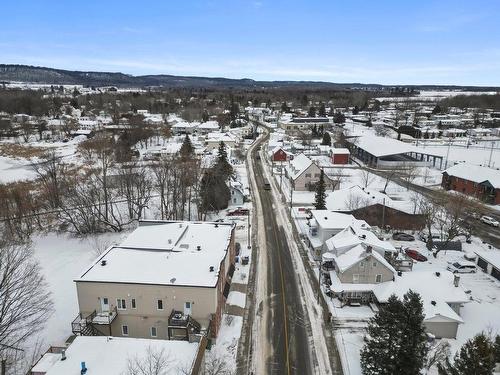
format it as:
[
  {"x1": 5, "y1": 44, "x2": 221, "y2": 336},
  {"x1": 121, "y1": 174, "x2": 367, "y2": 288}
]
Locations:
[
  {"x1": 184, "y1": 301, "x2": 192, "y2": 316},
  {"x1": 101, "y1": 297, "x2": 110, "y2": 312}
]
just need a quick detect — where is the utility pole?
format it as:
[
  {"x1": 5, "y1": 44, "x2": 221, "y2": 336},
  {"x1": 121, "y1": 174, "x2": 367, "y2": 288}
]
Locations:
[
  {"x1": 317, "y1": 258, "x2": 322, "y2": 304},
  {"x1": 444, "y1": 138, "x2": 452, "y2": 169},
  {"x1": 382, "y1": 198, "x2": 386, "y2": 230},
  {"x1": 247, "y1": 211, "x2": 251, "y2": 249},
  {"x1": 488, "y1": 141, "x2": 495, "y2": 168}
]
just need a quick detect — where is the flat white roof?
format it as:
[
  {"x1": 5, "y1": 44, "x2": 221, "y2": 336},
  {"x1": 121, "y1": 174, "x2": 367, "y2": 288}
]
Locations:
[
  {"x1": 353, "y1": 135, "x2": 441, "y2": 158},
  {"x1": 36, "y1": 336, "x2": 198, "y2": 375},
  {"x1": 77, "y1": 221, "x2": 233, "y2": 287}
]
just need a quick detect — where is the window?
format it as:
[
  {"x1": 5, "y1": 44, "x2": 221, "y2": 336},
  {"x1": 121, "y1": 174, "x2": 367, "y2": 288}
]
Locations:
[
  {"x1": 359, "y1": 261, "x2": 364, "y2": 268},
  {"x1": 151, "y1": 327, "x2": 157, "y2": 337},
  {"x1": 131, "y1": 298, "x2": 136, "y2": 309},
  {"x1": 305, "y1": 173, "x2": 311, "y2": 178},
  {"x1": 122, "y1": 325, "x2": 129, "y2": 336},
  {"x1": 375, "y1": 274, "x2": 382, "y2": 283},
  {"x1": 157, "y1": 299, "x2": 163, "y2": 310},
  {"x1": 314, "y1": 173, "x2": 320, "y2": 178},
  {"x1": 372, "y1": 261, "x2": 377, "y2": 268},
  {"x1": 117, "y1": 298, "x2": 126, "y2": 310},
  {"x1": 353, "y1": 274, "x2": 359, "y2": 283}
]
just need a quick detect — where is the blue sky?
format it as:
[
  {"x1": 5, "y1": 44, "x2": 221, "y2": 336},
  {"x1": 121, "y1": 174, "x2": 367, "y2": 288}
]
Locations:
[{"x1": 1, "y1": 0, "x2": 500, "y2": 85}]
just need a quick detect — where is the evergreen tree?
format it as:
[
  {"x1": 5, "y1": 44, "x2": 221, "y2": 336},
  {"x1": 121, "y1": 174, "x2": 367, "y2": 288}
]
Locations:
[
  {"x1": 399, "y1": 290, "x2": 429, "y2": 374},
  {"x1": 281, "y1": 102, "x2": 290, "y2": 112},
  {"x1": 361, "y1": 291, "x2": 429, "y2": 375},
  {"x1": 334, "y1": 111, "x2": 346, "y2": 124},
  {"x1": 318, "y1": 102, "x2": 326, "y2": 117},
  {"x1": 352, "y1": 105, "x2": 360, "y2": 115},
  {"x1": 308, "y1": 106, "x2": 317, "y2": 117},
  {"x1": 432, "y1": 105, "x2": 442, "y2": 114},
  {"x1": 179, "y1": 134, "x2": 194, "y2": 159},
  {"x1": 438, "y1": 333, "x2": 497, "y2": 375},
  {"x1": 321, "y1": 132, "x2": 331, "y2": 146},
  {"x1": 361, "y1": 295, "x2": 406, "y2": 375},
  {"x1": 495, "y1": 335, "x2": 500, "y2": 364},
  {"x1": 314, "y1": 170, "x2": 327, "y2": 209},
  {"x1": 214, "y1": 141, "x2": 233, "y2": 179},
  {"x1": 200, "y1": 167, "x2": 230, "y2": 215}
]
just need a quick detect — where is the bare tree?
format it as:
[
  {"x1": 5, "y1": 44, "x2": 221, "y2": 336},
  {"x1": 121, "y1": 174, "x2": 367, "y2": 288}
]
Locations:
[
  {"x1": 31, "y1": 150, "x2": 67, "y2": 209},
  {"x1": 126, "y1": 346, "x2": 174, "y2": 375},
  {"x1": 425, "y1": 340, "x2": 450, "y2": 371},
  {"x1": 118, "y1": 163, "x2": 153, "y2": 220},
  {"x1": 400, "y1": 162, "x2": 419, "y2": 190},
  {"x1": 205, "y1": 351, "x2": 233, "y2": 375},
  {"x1": 359, "y1": 168, "x2": 376, "y2": 188},
  {"x1": 373, "y1": 123, "x2": 390, "y2": 137},
  {"x1": 0, "y1": 238, "x2": 53, "y2": 369}
]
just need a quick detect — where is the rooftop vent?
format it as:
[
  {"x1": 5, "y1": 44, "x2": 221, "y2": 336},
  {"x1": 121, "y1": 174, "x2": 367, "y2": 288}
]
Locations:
[
  {"x1": 179, "y1": 223, "x2": 183, "y2": 228},
  {"x1": 215, "y1": 223, "x2": 219, "y2": 228},
  {"x1": 209, "y1": 266, "x2": 215, "y2": 272},
  {"x1": 168, "y1": 239, "x2": 172, "y2": 244},
  {"x1": 324, "y1": 217, "x2": 328, "y2": 220},
  {"x1": 435, "y1": 272, "x2": 441, "y2": 277},
  {"x1": 365, "y1": 245, "x2": 372, "y2": 253},
  {"x1": 101, "y1": 260, "x2": 107, "y2": 266},
  {"x1": 170, "y1": 277, "x2": 176, "y2": 284},
  {"x1": 431, "y1": 300, "x2": 436, "y2": 306},
  {"x1": 61, "y1": 349, "x2": 66, "y2": 361},
  {"x1": 197, "y1": 245, "x2": 201, "y2": 251}
]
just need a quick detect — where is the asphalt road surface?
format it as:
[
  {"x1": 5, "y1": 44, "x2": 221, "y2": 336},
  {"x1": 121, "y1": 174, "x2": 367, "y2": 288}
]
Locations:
[{"x1": 246, "y1": 130, "x2": 313, "y2": 375}]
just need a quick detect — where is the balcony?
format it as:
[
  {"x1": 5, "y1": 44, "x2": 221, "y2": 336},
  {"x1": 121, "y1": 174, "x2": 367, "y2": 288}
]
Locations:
[
  {"x1": 71, "y1": 306, "x2": 117, "y2": 336},
  {"x1": 168, "y1": 310, "x2": 202, "y2": 340}
]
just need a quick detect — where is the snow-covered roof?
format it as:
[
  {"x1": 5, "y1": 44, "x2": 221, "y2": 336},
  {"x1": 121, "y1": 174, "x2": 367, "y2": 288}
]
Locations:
[
  {"x1": 474, "y1": 248, "x2": 500, "y2": 268},
  {"x1": 198, "y1": 120, "x2": 219, "y2": 130},
  {"x1": 332, "y1": 244, "x2": 396, "y2": 274},
  {"x1": 286, "y1": 153, "x2": 313, "y2": 179},
  {"x1": 330, "y1": 147, "x2": 350, "y2": 155},
  {"x1": 373, "y1": 271, "x2": 469, "y2": 323},
  {"x1": 444, "y1": 163, "x2": 500, "y2": 189},
  {"x1": 325, "y1": 225, "x2": 396, "y2": 255},
  {"x1": 35, "y1": 336, "x2": 198, "y2": 375},
  {"x1": 311, "y1": 210, "x2": 370, "y2": 231},
  {"x1": 353, "y1": 135, "x2": 441, "y2": 158},
  {"x1": 77, "y1": 221, "x2": 234, "y2": 287},
  {"x1": 325, "y1": 185, "x2": 414, "y2": 214}
]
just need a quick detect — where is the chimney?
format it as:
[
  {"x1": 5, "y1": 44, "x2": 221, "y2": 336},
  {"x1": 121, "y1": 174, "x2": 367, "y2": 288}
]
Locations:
[
  {"x1": 209, "y1": 266, "x2": 215, "y2": 272},
  {"x1": 101, "y1": 260, "x2": 107, "y2": 266},
  {"x1": 431, "y1": 300, "x2": 437, "y2": 306},
  {"x1": 366, "y1": 245, "x2": 372, "y2": 253},
  {"x1": 81, "y1": 362, "x2": 87, "y2": 374},
  {"x1": 454, "y1": 274, "x2": 460, "y2": 287},
  {"x1": 61, "y1": 349, "x2": 66, "y2": 361}
]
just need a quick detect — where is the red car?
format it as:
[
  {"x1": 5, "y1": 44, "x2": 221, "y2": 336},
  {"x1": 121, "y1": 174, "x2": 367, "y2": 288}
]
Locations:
[{"x1": 405, "y1": 248, "x2": 428, "y2": 262}]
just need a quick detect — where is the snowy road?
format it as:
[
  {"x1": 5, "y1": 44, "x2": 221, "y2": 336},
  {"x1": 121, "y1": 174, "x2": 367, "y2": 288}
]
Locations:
[{"x1": 239, "y1": 125, "x2": 340, "y2": 374}]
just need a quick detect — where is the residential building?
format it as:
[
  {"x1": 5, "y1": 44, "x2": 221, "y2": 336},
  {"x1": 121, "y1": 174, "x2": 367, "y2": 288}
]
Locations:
[
  {"x1": 72, "y1": 220, "x2": 235, "y2": 340},
  {"x1": 228, "y1": 181, "x2": 245, "y2": 206},
  {"x1": 373, "y1": 271, "x2": 469, "y2": 338},
  {"x1": 442, "y1": 163, "x2": 500, "y2": 205},
  {"x1": 285, "y1": 153, "x2": 335, "y2": 191}
]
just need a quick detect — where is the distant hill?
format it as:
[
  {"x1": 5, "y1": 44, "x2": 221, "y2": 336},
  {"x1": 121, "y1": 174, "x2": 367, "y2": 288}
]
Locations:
[{"x1": 1, "y1": 64, "x2": 499, "y2": 90}]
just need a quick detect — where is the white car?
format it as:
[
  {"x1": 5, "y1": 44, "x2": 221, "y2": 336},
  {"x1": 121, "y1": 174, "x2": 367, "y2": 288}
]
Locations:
[
  {"x1": 447, "y1": 261, "x2": 477, "y2": 273},
  {"x1": 480, "y1": 215, "x2": 499, "y2": 227}
]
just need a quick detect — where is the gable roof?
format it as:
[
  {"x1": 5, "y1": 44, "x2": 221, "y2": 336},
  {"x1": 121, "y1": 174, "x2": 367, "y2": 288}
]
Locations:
[
  {"x1": 332, "y1": 244, "x2": 396, "y2": 274},
  {"x1": 287, "y1": 153, "x2": 314, "y2": 179},
  {"x1": 444, "y1": 163, "x2": 500, "y2": 189}
]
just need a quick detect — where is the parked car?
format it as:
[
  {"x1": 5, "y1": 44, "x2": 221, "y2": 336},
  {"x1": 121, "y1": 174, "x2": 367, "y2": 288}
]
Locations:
[
  {"x1": 227, "y1": 208, "x2": 250, "y2": 216},
  {"x1": 418, "y1": 232, "x2": 441, "y2": 243},
  {"x1": 392, "y1": 232, "x2": 415, "y2": 241},
  {"x1": 404, "y1": 248, "x2": 428, "y2": 262},
  {"x1": 480, "y1": 215, "x2": 499, "y2": 227},
  {"x1": 447, "y1": 261, "x2": 477, "y2": 273}
]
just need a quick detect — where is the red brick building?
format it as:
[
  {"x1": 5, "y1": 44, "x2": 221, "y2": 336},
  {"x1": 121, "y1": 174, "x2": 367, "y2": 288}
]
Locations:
[
  {"x1": 442, "y1": 163, "x2": 500, "y2": 205},
  {"x1": 330, "y1": 148, "x2": 350, "y2": 165}
]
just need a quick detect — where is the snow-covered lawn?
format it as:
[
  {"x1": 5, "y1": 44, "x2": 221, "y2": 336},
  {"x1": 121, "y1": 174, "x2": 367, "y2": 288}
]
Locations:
[
  {"x1": 25, "y1": 232, "x2": 127, "y2": 354},
  {"x1": 0, "y1": 155, "x2": 37, "y2": 183},
  {"x1": 212, "y1": 315, "x2": 243, "y2": 372}
]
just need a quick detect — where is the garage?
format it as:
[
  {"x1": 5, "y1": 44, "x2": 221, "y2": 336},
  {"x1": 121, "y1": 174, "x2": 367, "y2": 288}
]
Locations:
[
  {"x1": 492, "y1": 267, "x2": 500, "y2": 281},
  {"x1": 477, "y1": 257, "x2": 488, "y2": 272},
  {"x1": 475, "y1": 250, "x2": 500, "y2": 281}
]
